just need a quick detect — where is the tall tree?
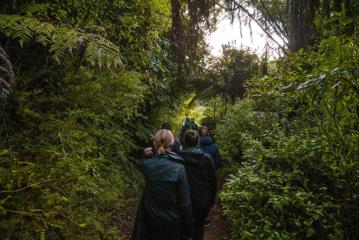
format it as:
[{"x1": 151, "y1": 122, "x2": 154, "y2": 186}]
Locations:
[
  {"x1": 222, "y1": 0, "x2": 355, "y2": 52},
  {"x1": 202, "y1": 46, "x2": 260, "y2": 101}
]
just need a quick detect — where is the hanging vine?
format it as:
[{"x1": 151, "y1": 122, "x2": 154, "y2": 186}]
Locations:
[{"x1": 170, "y1": 0, "x2": 218, "y2": 71}]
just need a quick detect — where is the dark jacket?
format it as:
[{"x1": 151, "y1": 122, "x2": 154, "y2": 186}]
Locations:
[
  {"x1": 172, "y1": 139, "x2": 181, "y2": 153},
  {"x1": 132, "y1": 152, "x2": 193, "y2": 240},
  {"x1": 180, "y1": 147, "x2": 217, "y2": 213},
  {"x1": 199, "y1": 136, "x2": 222, "y2": 169}
]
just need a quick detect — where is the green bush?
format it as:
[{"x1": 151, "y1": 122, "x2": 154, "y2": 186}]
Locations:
[
  {"x1": 0, "y1": 1, "x2": 177, "y2": 238},
  {"x1": 218, "y1": 33, "x2": 359, "y2": 239},
  {"x1": 221, "y1": 164, "x2": 342, "y2": 239},
  {"x1": 0, "y1": 69, "x2": 146, "y2": 239}
]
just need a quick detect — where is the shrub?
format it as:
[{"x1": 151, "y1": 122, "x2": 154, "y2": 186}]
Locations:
[{"x1": 218, "y1": 33, "x2": 359, "y2": 239}]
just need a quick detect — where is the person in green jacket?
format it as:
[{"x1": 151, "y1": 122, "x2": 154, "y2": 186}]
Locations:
[
  {"x1": 180, "y1": 117, "x2": 198, "y2": 145},
  {"x1": 132, "y1": 129, "x2": 193, "y2": 240}
]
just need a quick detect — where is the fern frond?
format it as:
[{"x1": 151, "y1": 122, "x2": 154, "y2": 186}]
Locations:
[
  {"x1": 0, "y1": 14, "x2": 123, "y2": 69},
  {"x1": 85, "y1": 34, "x2": 123, "y2": 69},
  {"x1": 50, "y1": 29, "x2": 80, "y2": 62}
]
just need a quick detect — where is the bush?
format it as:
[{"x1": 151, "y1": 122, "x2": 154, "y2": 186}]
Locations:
[
  {"x1": 218, "y1": 33, "x2": 359, "y2": 239},
  {"x1": 221, "y1": 164, "x2": 342, "y2": 239},
  {"x1": 0, "y1": 70, "x2": 146, "y2": 239}
]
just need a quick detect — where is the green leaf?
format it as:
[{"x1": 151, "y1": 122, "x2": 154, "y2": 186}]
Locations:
[
  {"x1": 79, "y1": 223, "x2": 87, "y2": 228},
  {"x1": 306, "y1": 227, "x2": 315, "y2": 238}
]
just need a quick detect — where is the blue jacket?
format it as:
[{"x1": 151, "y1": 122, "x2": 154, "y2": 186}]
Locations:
[{"x1": 199, "y1": 136, "x2": 222, "y2": 169}]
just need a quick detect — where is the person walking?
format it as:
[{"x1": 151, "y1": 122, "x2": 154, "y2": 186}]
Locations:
[
  {"x1": 132, "y1": 129, "x2": 193, "y2": 240},
  {"x1": 199, "y1": 126, "x2": 222, "y2": 169},
  {"x1": 180, "y1": 130, "x2": 217, "y2": 240},
  {"x1": 143, "y1": 122, "x2": 181, "y2": 158},
  {"x1": 179, "y1": 117, "x2": 193, "y2": 145},
  {"x1": 160, "y1": 122, "x2": 181, "y2": 153}
]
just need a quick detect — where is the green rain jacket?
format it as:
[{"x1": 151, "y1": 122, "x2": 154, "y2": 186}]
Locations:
[{"x1": 132, "y1": 152, "x2": 193, "y2": 240}]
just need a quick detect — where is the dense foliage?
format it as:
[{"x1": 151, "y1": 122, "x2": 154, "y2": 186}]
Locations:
[
  {"x1": 217, "y1": 14, "x2": 359, "y2": 240},
  {"x1": 1, "y1": 0, "x2": 358, "y2": 239},
  {"x1": 205, "y1": 46, "x2": 261, "y2": 100},
  {"x1": 0, "y1": 1, "x2": 183, "y2": 239}
]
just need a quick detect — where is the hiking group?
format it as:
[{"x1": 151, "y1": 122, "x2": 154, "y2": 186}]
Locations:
[{"x1": 132, "y1": 118, "x2": 222, "y2": 240}]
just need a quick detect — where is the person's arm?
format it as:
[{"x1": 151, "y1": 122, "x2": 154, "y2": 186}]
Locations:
[
  {"x1": 143, "y1": 147, "x2": 154, "y2": 158},
  {"x1": 214, "y1": 144, "x2": 222, "y2": 169},
  {"x1": 143, "y1": 138, "x2": 155, "y2": 158},
  {"x1": 205, "y1": 154, "x2": 217, "y2": 206},
  {"x1": 178, "y1": 167, "x2": 193, "y2": 238}
]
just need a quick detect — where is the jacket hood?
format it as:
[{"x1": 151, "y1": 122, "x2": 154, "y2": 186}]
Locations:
[
  {"x1": 150, "y1": 151, "x2": 184, "y2": 163},
  {"x1": 200, "y1": 136, "x2": 213, "y2": 146},
  {"x1": 181, "y1": 147, "x2": 204, "y2": 165}
]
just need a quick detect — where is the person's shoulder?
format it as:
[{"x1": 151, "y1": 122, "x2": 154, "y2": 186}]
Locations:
[
  {"x1": 138, "y1": 157, "x2": 155, "y2": 172},
  {"x1": 167, "y1": 151, "x2": 185, "y2": 164},
  {"x1": 139, "y1": 156, "x2": 156, "y2": 165},
  {"x1": 211, "y1": 142, "x2": 218, "y2": 148},
  {"x1": 166, "y1": 153, "x2": 187, "y2": 177}
]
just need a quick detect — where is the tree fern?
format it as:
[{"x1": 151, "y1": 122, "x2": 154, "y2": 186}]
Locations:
[
  {"x1": 0, "y1": 45, "x2": 14, "y2": 99},
  {"x1": 0, "y1": 14, "x2": 123, "y2": 69}
]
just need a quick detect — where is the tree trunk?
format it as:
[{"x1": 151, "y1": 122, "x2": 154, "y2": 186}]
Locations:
[
  {"x1": 288, "y1": 0, "x2": 319, "y2": 52},
  {"x1": 333, "y1": 0, "x2": 342, "y2": 12},
  {"x1": 345, "y1": 0, "x2": 351, "y2": 16},
  {"x1": 171, "y1": 0, "x2": 186, "y2": 69},
  {"x1": 344, "y1": 0, "x2": 354, "y2": 34},
  {"x1": 323, "y1": 0, "x2": 331, "y2": 18}
]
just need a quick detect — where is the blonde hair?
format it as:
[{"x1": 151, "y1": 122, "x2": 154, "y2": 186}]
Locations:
[{"x1": 154, "y1": 129, "x2": 174, "y2": 155}]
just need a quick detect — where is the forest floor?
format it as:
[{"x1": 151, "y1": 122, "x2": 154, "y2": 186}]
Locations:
[
  {"x1": 120, "y1": 176, "x2": 230, "y2": 240},
  {"x1": 121, "y1": 201, "x2": 230, "y2": 240},
  {"x1": 204, "y1": 202, "x2": 230, "y2": 240},
  {"x1": 119, "y1": 200, "x2": 230, "y2": 240},
  {"x1": 203, "y1": 172, "x2": 230, "y2": 240},
  {"x1": 116, "y1": 201, "x2": 137, "y2": 239}
]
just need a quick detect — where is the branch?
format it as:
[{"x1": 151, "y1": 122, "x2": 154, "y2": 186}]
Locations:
[
  {"x1": 5, "y1": 209, "x2": 83, "y2": 228},
  {"x1": 258, "y1": 0, "x2": 289, "y2": 41},
  {"x1": 4, "y1": 209, "x2": 42, "y2": 217},
  {"x1": 223, "y1": 1, "x2": 288, "y2": 53},
  {"x1": 0, "y1": 179, "x2": 56, "y2": 194},
  {"x1": 46, "y1": 211, "x2": 83, "y2": 227}
]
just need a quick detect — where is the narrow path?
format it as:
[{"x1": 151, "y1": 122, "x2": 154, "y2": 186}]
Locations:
[
  {"x1": 122, "y1": 176, "x2": 230, "y2": 239},
  {"x1": 122, "y1": 201, "x2": 230, "y2": 240},
  {"x1": 204, "y1": 202, "x2": 230, "y2": 240}
]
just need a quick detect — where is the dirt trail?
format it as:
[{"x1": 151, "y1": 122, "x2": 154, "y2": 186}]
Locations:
[
  {"x1": 123, "y1": 201, "x2": 230, "y2": 239},
  {"x1": 203, "y1": 202, "x2": 230, "y2": 240}
]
